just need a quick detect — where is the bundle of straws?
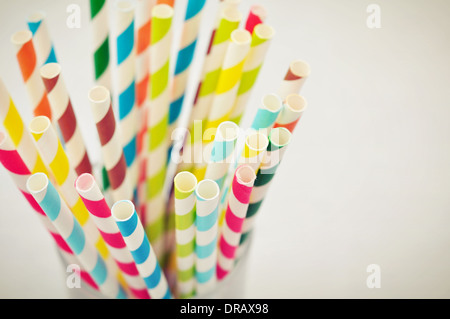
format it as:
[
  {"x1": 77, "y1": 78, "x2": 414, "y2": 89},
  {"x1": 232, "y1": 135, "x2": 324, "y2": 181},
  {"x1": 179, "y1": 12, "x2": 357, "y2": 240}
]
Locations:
[{"x1": 0, "y1": 0, "x2": 310, "y2": 299}]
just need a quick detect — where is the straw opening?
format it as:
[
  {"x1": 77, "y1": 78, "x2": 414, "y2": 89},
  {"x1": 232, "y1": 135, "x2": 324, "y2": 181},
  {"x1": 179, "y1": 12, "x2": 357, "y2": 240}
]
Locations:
[
  {"x1": 27, "y1": 173, "x2": 49, "y2": 194},
  {"x1": 111, "y1": 200, "x2": 135, "y2": 221},
  {"x1": 285, "y1": 94, "x2": 307, "y2": 113},
  {"x1": 217, "y1": 121, "x2": 239, "y2": 142},
  {"x1": 236, "y1": 165, "x2": 256, "y2": 185},
  {"x1": 40, "y1": 63, "x2": 61, "y2": 80},
  {"x1": 196, "y1": 180, "x2": 220, "y2": 201},
  {"x1": 231, "y1": 29, "x2": 252, "y2": 45},
  {"x1": 117, "y1": 0, "x2": 134, "y2": 11},
  {"x1": 290, "y1": 60, "x2": 311, "y2": 78},
  {"x1": 270, "y1": 128, "x2": 292, "y2": 148},
  {"x1": 75, "y1": 173, "x2": 96, "y2": 193},
  {"x1": 254, "y1": 24, "x2": 275, "y2": 40},
  {"x1": 152, "y1": 4, "x2": 174, "y2": 18},
  {"x1": 250, "y1": 5, "x2": 268, "y2": 20},
  {"x1": 89, "y1": 86, "x2": 110, "y2": 103},
  {"x1": 29, "y1": 116, "x2": 51, "y2": 135},
  {"x1": 11, "y1": 30, "x2": 32, "y2": 45},
  {"x1": 246, "y1": 132, "x2": 269, "y2": 152},
  {"x1": 174, "y1": 172, "x2": 197, "y2": 194},
  {"x1": 27, "y1": 11, "x2": 46, "y2": 23},
  {"x1": 222, "y1": 7, "x2": 242, "y2": 23},
  {"x1": 262, "y1": 93, "x2": 282, "y2": 112}
]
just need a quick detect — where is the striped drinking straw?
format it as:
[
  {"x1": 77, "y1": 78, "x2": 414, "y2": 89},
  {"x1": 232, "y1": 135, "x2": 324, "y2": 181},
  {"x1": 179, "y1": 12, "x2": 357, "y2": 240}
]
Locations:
[
  {"x1": 145, "y1": 3, "x2": 174, "y2": 257},
  {"x1": 0, "y1": 132, "x2": 99, "y2": 291},
  {"x1": 0, "y1": 78, "x2": 48, "y2": 175},
  {"x1": 88, "y1": 86, "x2": 133, "y2": 203},
  {"x1": 239, "y1": 127, "x2": 292, "y2": 257},
  {"x1": 40, "y1": 63, "x2": 93, "y2": 176},
  {"x1": 229, "y1": 24, "x2": 275, "y2": 125},
  {"x1": 244, "y1": 4, "x2": 267, "y2": 34},
  {"x1": 168, "y1": 0, "x2": 206, "y2": 148},
  {"x1": 274, "y1": 94, "x2": 308, "y2": 133},
  {"x1": 217, "y1": 164, "x2": 256, "y2": 280},
  {"x1": 174, "y1": 171, "x2": 197, "y2": 298},
  {"x1": 27, "y1": 173, "x2": 127, "y2": 299},
  {"x1": 204, "y1": 121, "x2": 239, "y2": 190},
  {"x1": 11, "y1": 30, "x2": 52, "y2": 120},
  {"x1": 115, "y1": 0, "x2": 139, "y2": 193},
  {"x1": 195, "y1": 179, "x2": 220, "y2": 295},
  {"x1": 27, "y1": 11, "x2": 58, "y2": 66},
  {"x1": 90, "y1": 0, "x2": 112, "y2": 90},
  {"x1": 112, "y1": 200, "x2": 172, "y2": 299},
  {"x1": 76, "y1": 173, "x2": 150, "y2": 299},
  {"x1": 277, "y1": 60, "x2": 311, "y2": 101}
]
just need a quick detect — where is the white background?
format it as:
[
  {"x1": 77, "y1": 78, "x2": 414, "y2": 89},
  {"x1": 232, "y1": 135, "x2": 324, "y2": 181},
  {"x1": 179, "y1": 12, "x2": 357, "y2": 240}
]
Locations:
[{"x1": 0, "y1": 0, "x2": 449, "y2": 298}]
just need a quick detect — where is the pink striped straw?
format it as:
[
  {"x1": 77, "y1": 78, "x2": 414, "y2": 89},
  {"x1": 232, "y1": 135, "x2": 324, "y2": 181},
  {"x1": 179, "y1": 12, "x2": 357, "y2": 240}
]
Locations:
[
  {"x1": 75, "y1": 173, "x2": 151, "y2": 299},
  {"x1": 217, "y1": 165, "x2": 256, "y2": 280},
  {"x1": 0, "y1": 131, "x2": 99, "y2": 291},
  {"x1": 245, "y1": 4, "x2": 267, "y2": 34}
]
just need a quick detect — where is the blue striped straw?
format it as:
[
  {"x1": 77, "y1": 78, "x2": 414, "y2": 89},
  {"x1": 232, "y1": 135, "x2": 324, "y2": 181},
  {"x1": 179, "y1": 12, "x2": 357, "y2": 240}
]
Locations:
[
  {"x1": 116, "y1": 0, "x2": 138, "y2": 195},
  {"x1": 168, "y1": 0, "x2": 207, "y2": 155},
  {"x1": 27, "y1": 11, "x2": 58, "y2": 66},
  {"x1": 195, "y1": 179, "x2": 220, "y2": 295},
  {"x1": 112, "y1": 200, "x2": 172, "y2": 299},
  {"x1": 27, "y1": 173, "x2": 126, "y2": 299}
]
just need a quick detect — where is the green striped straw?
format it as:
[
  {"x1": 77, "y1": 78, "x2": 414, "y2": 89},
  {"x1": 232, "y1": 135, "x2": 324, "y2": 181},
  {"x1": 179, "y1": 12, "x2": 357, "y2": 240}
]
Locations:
[
  {"x1": 174, "y1": 171, "x2": 197, "y2": 298},
  {"x1": 145, "y1": 4, "x2": 174, "y2": 258}
]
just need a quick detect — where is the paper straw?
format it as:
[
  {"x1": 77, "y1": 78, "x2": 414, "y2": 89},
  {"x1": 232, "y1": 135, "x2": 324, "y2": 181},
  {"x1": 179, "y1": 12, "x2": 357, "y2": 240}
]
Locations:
[
  {"x1": 27, "y1": 173, "x2": 126, "y2": 298},
  {"x1": 135, "y1": 0, "x2": 154, "y2": 109},
  {"x1": 173, "y1": 171, "x2": 197, "y2": 298},
  {"x1": 273, "y1": 94, "x2": 308, "y2": 133},
  {"x1": 27, "y1": 11, "x2": 58, "y2": 66},
  {"x1": 245, "y1": 4, "x2": 267, "y2": 34},
  {"x1": 195, "y1": 179, "x2": 220, "y2": 295},
  {"x1": 88, "y1": 86, "x2": 132, "y2": 202},
  {"x1": 115, "y1": 0, "x2": 138, "y2": 192},
  {"x1": 90, "y1": 0, "x2": 112, "y2": 90},
  {"x1": 10, "y1": 30, "x2": 52, "y2": 120},
  {"x1": 249, "y1": 93, "x2": 283, "y2": 134},
  {"x1": 192, "y1": 29, "x2": 251, "y2": 181},
  {"x1": 135, "y1": 0, "x2": 155, "y2": 158},
  {"x1": 29, "y1": 116, "x2": 117, "y2": 269},
  {"x1": 204, "y1": 121, "x2": 239, "y2": 190},
  {"x1": 145, "y1": 4, "x2": 173, "y2": 255},
  {"x1": 229, "y1": 24, "x2": 275, "y2": 124},
  {"x1": 180, "y1": 6, "x2": 242, "y2": 172},
  {"x1": 75, "y1": 173, "x2": 151, "y2": 299},
  {"x1": 277, "y1": 60, "x2": 311, "y2": 101},
  {"x1": 40, "y1": 63, "x2": 93, "y2": 176},
  {"x1": 0, "y1": 132, "x2": 99, "y2": 291},
  {"x1": 216, "y1": 165, "x2": 255, "y2": 280},
  {"x1": 112, "y1": 200, "x2": 172, "y2": 299},
  {"x1": 168, "y1": 0, "x2": 206, "y2": 142},
  {"x1": 239, "y1": 127, "x2": 292, "y2": 256},
  {"x1": 0, "y1": 78, "x2": 48, "y2": 175}
]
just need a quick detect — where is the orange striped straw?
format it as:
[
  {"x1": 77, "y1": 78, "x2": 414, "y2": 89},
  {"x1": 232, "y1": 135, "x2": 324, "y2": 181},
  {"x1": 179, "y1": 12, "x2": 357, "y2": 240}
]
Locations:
[{"x1": 11, "y1": 30, "x2": 52, "y2": 120}]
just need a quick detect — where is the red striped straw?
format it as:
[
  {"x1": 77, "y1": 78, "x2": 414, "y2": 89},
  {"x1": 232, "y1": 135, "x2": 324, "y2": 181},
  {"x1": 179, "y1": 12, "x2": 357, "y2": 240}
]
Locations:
[
  {"x1": 88, "y1": 86, "x2": 132, "y2": 203},
  {"x1": 75, "y1": 173, "x2": 151, "y2": 299},
  {"x1": 277, "y1": 60, "x2": 311, "y2": 101},
  {"x1": 274, "y1": 94, "x2": 308, "y2": 133},
  {"x1": 217, "y1": 165, "x2": 256, "y2": 280},
  {"x1": 11, "y1": 30, "x2": 52, "y2": 120},
  {"x1": 40, "y1": 63, "x2": 93, "y2": 176},
  {"x1": 0, "y1": 131, "x2": 99, "y2": 291},
  {"x1": 245, "y1": 4, "x2": 267, "y2": 34}
]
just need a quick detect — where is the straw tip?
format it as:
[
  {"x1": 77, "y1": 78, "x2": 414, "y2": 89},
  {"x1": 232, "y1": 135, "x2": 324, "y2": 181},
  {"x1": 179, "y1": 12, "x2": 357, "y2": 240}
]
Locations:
[
  {"x1": 26, "y1": 172, "x2": 49, "y2": 195},
  {"x1": 111, "y1": 200, "x2": 136, "y2": 221},
  {"x1": 152, "y1": 3, "x2": 174, "y2": 18},
  {"x1": 11, "y1": 30, "x2": 32, "y2": 45},
  {"x1": 29, "y1": 116, "x2": 51, "y2": 135}
]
